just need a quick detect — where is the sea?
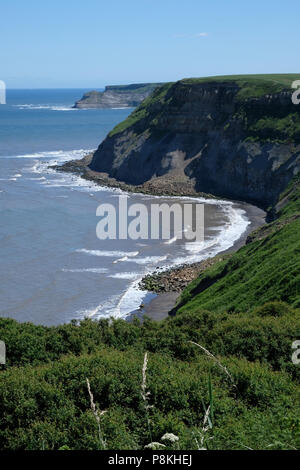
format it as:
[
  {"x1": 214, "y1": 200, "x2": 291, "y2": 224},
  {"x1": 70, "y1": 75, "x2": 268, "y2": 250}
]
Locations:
[{"x1": 0, "y1": 89, "x2": 250, "y2": 325}]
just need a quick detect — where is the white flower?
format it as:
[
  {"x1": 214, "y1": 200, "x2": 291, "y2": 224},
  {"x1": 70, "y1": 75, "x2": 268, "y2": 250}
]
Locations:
[
  {"x1": 144, "y1": 442, "x2": 166, "y2": 450},
  {"x1": 161, "y1": 433, "x2": 179, "y2": 443}
]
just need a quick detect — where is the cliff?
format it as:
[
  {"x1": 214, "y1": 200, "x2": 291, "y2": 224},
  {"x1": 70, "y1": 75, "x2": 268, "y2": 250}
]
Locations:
[
  {"x1": 89, "y1": 74, "x2": 300, "y2": 209},
  {"x1": 73, "y1": 83, "x2": 161, "y2": 109}
]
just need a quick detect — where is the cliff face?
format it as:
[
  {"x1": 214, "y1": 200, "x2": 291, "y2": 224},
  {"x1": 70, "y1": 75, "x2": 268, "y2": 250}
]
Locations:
[
  {"x1": 73, "y1": 83, "x2": 161, "y2": 109},
  {"x1": 90, "y1": 76, "x2": 300, "y2": 208}
]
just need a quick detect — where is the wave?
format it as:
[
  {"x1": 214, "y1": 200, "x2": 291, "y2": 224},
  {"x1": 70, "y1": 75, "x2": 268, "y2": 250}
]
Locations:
[
  {"x1": 1, "y1": 149, "x2": 93, "y2": 160},
  {"x1": 16, "y1": 148, "x2": 125, "y2": 195},
  {"x1": 124, "y1": 255, "x2": 168, "y2": 265},
  {"x1": 173, "y1": 204, "x2": 249, "y2": 265},
  {"x1": 108, "y1": 272, "x2": 141, "y2": 280},
  {"x1": 76, "y1": 249, "x2": 139, "y2": 258},
  {"x1": 62, "y1": 268, "x2": 108, "y2": 274},
  {"x1": 113, "y1": 256, "x2": 129, "y2": 264},
  {"x1": 74, "y1": 294, "x2": 121, "y2": 319},
  {"x1": 164, "y1": 236, "x2": 177, "y2": 245},
  {"x1": 13, "y1": 104, "x2": 76, "y2": 111}
]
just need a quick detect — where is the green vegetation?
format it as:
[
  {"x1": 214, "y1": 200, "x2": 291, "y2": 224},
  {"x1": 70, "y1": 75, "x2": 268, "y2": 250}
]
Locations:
[
  {"x1": 108, "y1": 82, "x2": 172, "y2": 137},
  {"x1": 278, "y1": 175, "x2": 300, "y2": 218},
  {"x1": 0, "y1": 300, "x2": 299, "y2": 450},
  {"x1": 176, "y1": 178, "x2": 300, "y2": 317},
  {"x1": 183, "y1": 74, "x2": 300, "y2": 100},
  {"x1": 106, "y1": 83, "x2": 163, "y2": 94},
  {"x1": 176, "y1": 217, "x2": 300, "y2": 313}
]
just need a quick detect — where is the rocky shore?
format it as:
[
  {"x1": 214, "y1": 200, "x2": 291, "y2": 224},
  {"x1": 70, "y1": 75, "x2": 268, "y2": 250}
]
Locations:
[
  {"x1": 139, "y1": 255, "x2": 228, "y2": 293},
  {"x1": 54, "y1": 152, "x2": 217, "y2": 199}
]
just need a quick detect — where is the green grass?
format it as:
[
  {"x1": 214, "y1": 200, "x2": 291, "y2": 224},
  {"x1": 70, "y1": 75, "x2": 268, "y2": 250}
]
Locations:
[
  {"x1": 108, "y1": 82, "x2": 172, "y2": 137},
  {"x1": 175, "y1": 178, "x2": 300, "y2": 316},
  {"x1": 106, "y1": 83, "x2": 163, "y2": 94},
  {"x1": 278, "y1": 175, "x2": 300, "y2": 217},
  {"x1": 182, "y1": 74, "x2": 300, "y2": 100},
  {"x1": 176, "y1": 218, "x2": 300, "y2": 314}
]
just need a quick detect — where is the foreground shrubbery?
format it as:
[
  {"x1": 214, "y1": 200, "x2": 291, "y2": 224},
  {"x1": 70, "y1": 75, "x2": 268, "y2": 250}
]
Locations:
[{"x1": 0, "y1": 300, "x2": 299, "y2": 450}]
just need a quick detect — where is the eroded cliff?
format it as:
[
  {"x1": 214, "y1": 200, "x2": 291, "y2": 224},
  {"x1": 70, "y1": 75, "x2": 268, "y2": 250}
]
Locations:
[{"x1": 89, "y1": 75, "x2": 300, "y2": 208}]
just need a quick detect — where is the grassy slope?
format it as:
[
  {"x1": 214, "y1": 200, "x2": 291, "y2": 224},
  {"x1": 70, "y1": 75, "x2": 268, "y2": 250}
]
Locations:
[
  {"x1": 108, "y1": 82, "x2": 172, "y2": 136},
  {"x1": 176, "y1": 177, "x2": 300, "y2": 315}
]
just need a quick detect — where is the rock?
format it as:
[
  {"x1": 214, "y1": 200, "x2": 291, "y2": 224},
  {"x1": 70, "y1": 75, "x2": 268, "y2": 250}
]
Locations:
[{"x1": 73, "y1": 83, "x2": 162, "y2": 109}]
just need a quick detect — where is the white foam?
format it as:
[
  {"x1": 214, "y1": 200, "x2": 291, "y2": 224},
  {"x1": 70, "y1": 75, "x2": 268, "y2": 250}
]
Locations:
[
  {"x1": 164, "y1": 236, "x2": 177, "y2": 245},
  {"x1": 173, "y1": 204, "x2": 250, "y2": 265},
  {"x1": 115, "y1": 281, "x2": 146, "y2": 316},
  {"x1": 113, "y1": 256, "x2": 129, "y2": 264},
  {"x1": 108, "y1": 272, "x2": 140, "y2": 280},
  {"x1": 2, "y1": 149, "x2": 93, "y2": 160},
  {"x1": 62, "y1": 268, "x2": 108, "y2": 274},
  {"x1": 76, "y1": 249, "x2": 139, "y2": 258},
  {"x1": 75, "y1": 292, "x2": 132, "y2": 320},
  {"x1": 17, "y1": 148, "x2": 125, "y2": 195},
  {"x1": 125, "y1": 255, "x2": 168, "y2": 265},
  {"x1": 13, "y1": 104, "x2": 76, "y2": 111},
  {"x1": 28, "y1": 177, "x2": 46, "y2": 181}
]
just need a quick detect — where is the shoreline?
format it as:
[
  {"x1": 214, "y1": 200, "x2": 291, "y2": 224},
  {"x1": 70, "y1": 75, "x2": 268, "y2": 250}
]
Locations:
[
  {"x1": 134, "y1": 200, "x2": 266, "y2": 321},
  {"x1": 54, "y1": 154, "x2": 267, "y2": 323}
]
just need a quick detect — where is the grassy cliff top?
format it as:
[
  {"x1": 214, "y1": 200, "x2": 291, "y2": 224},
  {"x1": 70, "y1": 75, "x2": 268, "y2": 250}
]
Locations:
[
  {"x1": 105, "y1": 83, "x2": 163, "y2": 93},
  {"x1": 183, "y1": 73, "x2": 300, "y2": 99},
  {"x1": 108, "y1": 74, "x2": 300, "y2": 137}
]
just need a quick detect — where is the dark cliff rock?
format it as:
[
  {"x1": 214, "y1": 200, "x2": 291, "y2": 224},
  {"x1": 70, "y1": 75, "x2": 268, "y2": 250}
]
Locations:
[
  {"x1": 89, "y1": 75, "x2": 300, "y2": 209},
  {"x1": 73, "y1": 83, "x2": 162, "y2": 109}
]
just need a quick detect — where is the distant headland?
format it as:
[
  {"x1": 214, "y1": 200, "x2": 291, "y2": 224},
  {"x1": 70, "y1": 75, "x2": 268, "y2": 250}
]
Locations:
[{"x1": 73, "y1": 83, "x2": 162, "y2": 109}]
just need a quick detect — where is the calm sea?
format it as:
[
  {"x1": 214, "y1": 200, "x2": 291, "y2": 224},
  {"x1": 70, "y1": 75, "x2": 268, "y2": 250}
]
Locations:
[{"x1": 0, "y1": 89, "x2": 249, "y2": 325}]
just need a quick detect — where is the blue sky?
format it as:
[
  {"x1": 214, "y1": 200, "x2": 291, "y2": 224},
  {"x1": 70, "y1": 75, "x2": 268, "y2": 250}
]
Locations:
[{"x1": 1, "y1": 0, "x2": 299, "y2": 88}]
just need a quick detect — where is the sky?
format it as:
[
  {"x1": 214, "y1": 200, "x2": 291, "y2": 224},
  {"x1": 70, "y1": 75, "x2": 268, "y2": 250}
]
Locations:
[{"x1": 0, "y1": 0, "x2": 299, "y2": 88}]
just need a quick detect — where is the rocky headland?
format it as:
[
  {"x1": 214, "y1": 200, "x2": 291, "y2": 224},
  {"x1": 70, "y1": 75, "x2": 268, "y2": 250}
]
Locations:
[{"x1": 73, "y1": 83, "x2": 161, "y2": 109}]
